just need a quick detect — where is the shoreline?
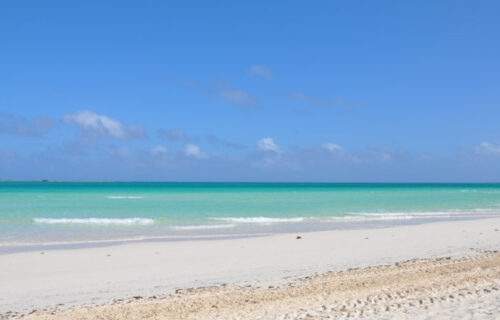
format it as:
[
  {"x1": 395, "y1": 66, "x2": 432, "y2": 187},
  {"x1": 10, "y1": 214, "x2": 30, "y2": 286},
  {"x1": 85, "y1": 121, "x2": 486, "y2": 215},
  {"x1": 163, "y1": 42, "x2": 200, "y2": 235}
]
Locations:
[
  {"x1": 1, "y1": 217, "x2": 500, "y2": 318},
  {"x1": 0, "y1": 234, "x2": 267, "y2": 255},
  {"x1": 2, "y1": 212, "x2": 499, "y2": 255}
]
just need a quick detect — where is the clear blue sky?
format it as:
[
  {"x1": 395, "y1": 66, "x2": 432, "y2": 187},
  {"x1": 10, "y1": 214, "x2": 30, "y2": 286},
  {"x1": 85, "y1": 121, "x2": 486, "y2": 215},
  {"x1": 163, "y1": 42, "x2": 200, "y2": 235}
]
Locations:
[{"x1": 1, "y1": 1, "x2": 499, "y2": 181}]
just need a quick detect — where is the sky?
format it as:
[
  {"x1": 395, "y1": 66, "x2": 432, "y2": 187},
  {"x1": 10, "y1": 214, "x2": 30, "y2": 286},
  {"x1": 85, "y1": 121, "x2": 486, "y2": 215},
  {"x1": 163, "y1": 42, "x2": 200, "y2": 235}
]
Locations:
[{"x1": 1, "y1": 1, "x2": 500, "y2": 182}]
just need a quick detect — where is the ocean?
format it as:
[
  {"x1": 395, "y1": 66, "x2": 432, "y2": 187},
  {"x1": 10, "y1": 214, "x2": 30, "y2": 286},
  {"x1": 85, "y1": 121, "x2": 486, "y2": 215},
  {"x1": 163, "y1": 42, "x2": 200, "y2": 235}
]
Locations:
[{"x1": 1, "y1": 182, "x2": 500, "y2": 247}]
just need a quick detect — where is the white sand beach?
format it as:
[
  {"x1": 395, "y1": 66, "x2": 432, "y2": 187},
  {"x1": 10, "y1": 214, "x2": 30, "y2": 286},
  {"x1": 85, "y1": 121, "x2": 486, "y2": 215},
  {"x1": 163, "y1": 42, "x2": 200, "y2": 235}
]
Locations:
[{"x1": 1, "y1": 218, "x2": 500, "y2": 319}]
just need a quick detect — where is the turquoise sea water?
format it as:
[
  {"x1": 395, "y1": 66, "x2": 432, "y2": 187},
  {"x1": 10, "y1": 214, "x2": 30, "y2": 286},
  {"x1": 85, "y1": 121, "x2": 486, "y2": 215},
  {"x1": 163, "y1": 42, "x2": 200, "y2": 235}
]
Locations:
[{"x1": 1, "y1": 182, "x2": 500, "y2": 246}]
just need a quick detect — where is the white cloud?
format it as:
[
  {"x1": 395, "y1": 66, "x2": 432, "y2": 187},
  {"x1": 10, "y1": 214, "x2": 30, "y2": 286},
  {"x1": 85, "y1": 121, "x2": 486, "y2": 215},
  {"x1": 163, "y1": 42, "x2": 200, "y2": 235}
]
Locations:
[
  {"x1": 322, "y1": 142, "x2": 343, "y2": 153},
  {"x1": 0, "y1": 113, "x2": 54, "y2": 137},
  {"x1": 63, "y1": 110, "x2": 145, "y2": 139},
  {"x1": 158, "y1": 129, "x2": 245, "y2": 149},
  {"x1": 185, "y1": 144, "x2": 207, "y2": 159},
  {"x1": 377, "y1": 152, "x2": 392, "y2": 161},
  {"x1": 258, "y1": 138, "x2": 280, "y2": 153},
  {"x1": 295, "y1": 92, "x2": 360, "y2": 112},
  {"x1": 475, "y1": 141, "x2": 500, "y2": 155},
  {"x1": 158, "y1": 128, "x2": 194, "y2": 142},
  {"x1": 151, "y1": 145, "x2": 167, "y2": 155},
  {"x1": 219, "y1": 84, "x2": 259, "y2": 107},
  {"x1": 249, "y1": 65, "x2": 272, "y2": 79},
  {"x1": 295, "y1": 91, "x2": 328, "y2": 107}
]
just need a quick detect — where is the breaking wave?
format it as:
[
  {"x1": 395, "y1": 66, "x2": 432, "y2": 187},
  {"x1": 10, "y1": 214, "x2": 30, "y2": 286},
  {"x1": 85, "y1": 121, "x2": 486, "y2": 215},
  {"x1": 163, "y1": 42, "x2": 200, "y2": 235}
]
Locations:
[
  {"x1": 170, "y1": 224, "x2": 237, "y2": 230},
  {"x1": 212, "y1": 217, "x2": 306, "y2": 223},
  {"x1": 107, "y1": 196, "x2": 144, "y2": 199}
]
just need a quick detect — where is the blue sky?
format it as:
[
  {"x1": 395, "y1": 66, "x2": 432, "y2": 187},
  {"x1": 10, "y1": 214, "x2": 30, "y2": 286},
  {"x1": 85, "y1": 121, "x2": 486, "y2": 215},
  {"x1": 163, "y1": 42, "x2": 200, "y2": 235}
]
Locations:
[{"x1": 1, "y1": 1, "x2": 500, "y2": 181}]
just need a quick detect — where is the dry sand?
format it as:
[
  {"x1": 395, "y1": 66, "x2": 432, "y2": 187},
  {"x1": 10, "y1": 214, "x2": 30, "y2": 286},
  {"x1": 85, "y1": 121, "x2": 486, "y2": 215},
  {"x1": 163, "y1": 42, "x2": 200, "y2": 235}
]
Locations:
[
  {"x1": 17, "y1": 252, "x2": 500, "y2": 320},
  {"x1": 1, "y1": 218, "x2": 500, "y2": 319}
]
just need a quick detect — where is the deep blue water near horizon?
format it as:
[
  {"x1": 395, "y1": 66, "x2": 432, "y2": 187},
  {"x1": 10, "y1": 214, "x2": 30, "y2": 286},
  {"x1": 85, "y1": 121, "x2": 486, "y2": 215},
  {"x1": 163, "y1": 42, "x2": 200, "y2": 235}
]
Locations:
[{"x1": 1, "y1": 182, "x2": 500, "y2": 246}]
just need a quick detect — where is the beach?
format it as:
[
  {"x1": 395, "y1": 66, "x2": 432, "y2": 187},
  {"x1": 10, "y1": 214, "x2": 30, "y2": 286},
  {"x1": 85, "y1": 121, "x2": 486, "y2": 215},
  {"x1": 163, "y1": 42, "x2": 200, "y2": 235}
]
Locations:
[
  {"x1": 1, "y1": 217, "x2": 500, "y2": 319},
  {"x1": 3, "y1": 0, "x2": 500, "y2": 317}
]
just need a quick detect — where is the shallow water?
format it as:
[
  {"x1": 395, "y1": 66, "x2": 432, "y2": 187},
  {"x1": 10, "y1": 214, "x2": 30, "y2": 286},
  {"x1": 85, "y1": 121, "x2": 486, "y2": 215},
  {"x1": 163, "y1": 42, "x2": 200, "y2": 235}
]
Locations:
[{"x1": 1, "y1": 182, "x2": 500, "y2": 246}]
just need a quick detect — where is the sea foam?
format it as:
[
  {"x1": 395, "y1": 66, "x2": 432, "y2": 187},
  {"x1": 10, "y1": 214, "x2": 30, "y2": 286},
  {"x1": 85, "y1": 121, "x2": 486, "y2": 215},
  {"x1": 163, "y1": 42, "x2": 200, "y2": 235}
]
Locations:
[
  {"x1": 107, "y1": 196, "x2": 144, "y2": 199},
  {"x1": 212, "y1": 217, "x2": 305, "y2": 223},
  {"x1": 170, "y1": 224, "x2": 237, "y2": 230},
  {"x1": 33, "y1": 218, "x2": 154, "y2": 225},
  {"x1": 323, "y1": 210, "x2": 499, "y2": 222}
]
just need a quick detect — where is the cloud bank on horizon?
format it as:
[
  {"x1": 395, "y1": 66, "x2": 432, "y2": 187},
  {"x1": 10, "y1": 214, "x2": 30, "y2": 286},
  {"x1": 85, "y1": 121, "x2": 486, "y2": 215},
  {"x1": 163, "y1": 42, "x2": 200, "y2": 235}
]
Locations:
[
  {"x1": 1, "y1": 107, "x2": 499, "y2": 181},
  {"x1": 1, "y1": 1, "x2": 500, "y2": 181}
]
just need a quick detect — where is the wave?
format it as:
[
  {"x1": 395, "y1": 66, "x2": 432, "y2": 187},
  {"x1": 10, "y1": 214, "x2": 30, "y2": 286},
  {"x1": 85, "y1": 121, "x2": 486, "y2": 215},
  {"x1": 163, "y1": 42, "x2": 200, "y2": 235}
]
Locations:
[
  {"x1": 170, "y1": 224, "x2": 237, "y2": 230},
  {"x1": 458, "y1": 189, "x2": 500, "y2": 194},
  {"x1": 325, "y1": 215, "x2": 428, "y2": 222},
  {"x1": 212, "y1": 217, "x2": 306, "y2": 224},
  {"x1": 107, "y1": 196, "x2": 143, "y2": 199},
  {"x1": 213, "y1": 210, "x2": 500, "y2": 225},
  {"x1": 324, "y1": 210, "x2": 500, "y2": 222},
  {"x1": 33, "y1": 218, "x2": 154, "y2": 225}
]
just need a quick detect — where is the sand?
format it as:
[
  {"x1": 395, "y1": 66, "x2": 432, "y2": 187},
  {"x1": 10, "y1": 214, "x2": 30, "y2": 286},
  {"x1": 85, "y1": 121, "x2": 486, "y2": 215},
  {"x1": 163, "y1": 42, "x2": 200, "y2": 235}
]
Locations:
[
  {"x1": 1, "y1": 218, "x2": 500, "y2": 319},
  {"x1": 18, "y1": 252, "x2": 500, "y2": 319}
]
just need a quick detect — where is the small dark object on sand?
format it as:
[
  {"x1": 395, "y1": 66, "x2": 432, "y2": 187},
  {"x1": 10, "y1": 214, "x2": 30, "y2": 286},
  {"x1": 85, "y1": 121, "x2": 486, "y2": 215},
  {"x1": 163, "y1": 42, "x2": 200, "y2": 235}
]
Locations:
[{"x1": 296, "y1": 236, "x2": 302, "y2": 240}]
